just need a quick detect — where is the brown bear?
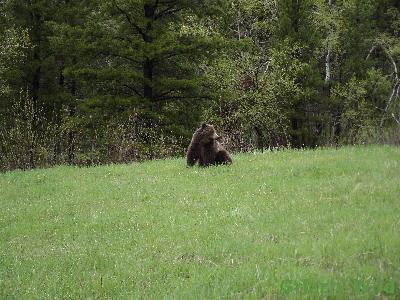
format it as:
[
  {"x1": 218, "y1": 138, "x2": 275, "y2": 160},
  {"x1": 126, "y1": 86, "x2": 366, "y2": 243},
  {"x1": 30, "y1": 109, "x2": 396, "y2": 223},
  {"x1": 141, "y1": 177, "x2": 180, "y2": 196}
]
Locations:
[{"x1": 186, "y1": 123, "x2": 233, "y2": 167}]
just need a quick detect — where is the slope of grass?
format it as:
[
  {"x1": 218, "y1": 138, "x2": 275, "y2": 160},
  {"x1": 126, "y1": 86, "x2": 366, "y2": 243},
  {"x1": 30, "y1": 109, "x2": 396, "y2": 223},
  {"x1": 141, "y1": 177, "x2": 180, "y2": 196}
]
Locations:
[{"x1": 1, "y1": 146, "x2": 400, "y2": 299}]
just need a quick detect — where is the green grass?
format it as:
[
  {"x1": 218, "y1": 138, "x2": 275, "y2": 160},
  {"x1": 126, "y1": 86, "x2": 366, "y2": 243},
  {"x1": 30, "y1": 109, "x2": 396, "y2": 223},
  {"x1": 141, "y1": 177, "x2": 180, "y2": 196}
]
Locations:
[{"x1": 1, "y1": 146, "x2": 400, "y2": 299}]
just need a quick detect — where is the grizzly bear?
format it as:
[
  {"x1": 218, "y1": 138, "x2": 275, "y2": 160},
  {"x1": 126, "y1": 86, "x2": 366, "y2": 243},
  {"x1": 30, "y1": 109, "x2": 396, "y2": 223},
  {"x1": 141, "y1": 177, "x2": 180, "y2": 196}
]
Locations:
[{"x1": 187, "y1": 123, "x2": 233, "y2": 167}]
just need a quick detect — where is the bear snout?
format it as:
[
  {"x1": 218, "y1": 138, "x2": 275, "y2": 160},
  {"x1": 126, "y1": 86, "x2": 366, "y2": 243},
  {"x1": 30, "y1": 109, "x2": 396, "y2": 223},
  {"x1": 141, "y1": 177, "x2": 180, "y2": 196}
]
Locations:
[{"x1": 212, "y1": 133, "x2": 220, "y2": 140}]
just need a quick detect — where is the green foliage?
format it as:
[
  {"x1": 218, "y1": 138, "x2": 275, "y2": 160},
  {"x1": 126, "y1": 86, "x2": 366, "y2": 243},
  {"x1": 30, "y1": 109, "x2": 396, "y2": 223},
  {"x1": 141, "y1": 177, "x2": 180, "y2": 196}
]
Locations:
[
  {"x1": 331, "y1": 77, "x2": 376, "y2": 144},
  {"x1": 1, "y1": 146, "x2": 400, "y2": 298},
  {"x1": 204, "y1": 0, "x2": 400, "y2": 150},
  {"x1": 76, "y1": 0, "x2": 224, "y2": 113},
  {"x1": 204, "y1": 40, "x2": 307, "y2": 149},
  {"x1": 1, "y1": 0, "x2": 400, "y2": 170}
]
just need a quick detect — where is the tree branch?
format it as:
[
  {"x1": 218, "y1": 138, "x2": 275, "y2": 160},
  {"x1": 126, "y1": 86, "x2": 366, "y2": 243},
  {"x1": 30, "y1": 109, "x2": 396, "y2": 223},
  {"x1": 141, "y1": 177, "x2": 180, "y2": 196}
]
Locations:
[
  {"x1": 367, "y1": 42, "x2": 400, "y2": 143},
  {"x1": 154, "y1": 0, "x2": 160, "y2": 11},
  {"x1": 123, "y1": 84, "x2": 143, "y2": 97},
  {"x1": 96, "y1": 51, "x2": 140, "y2": 64},
  {"x1": 155, "y1": 5, "x2": 184, "y2": 19},
  {"x1": 112, "y1": 0, "x2": 146, "y2": 40},
  {"x1": 157, "y1": 95, "x2": 211, "y2": 102},
  {"x1": 392, "y1": 113, "x2": 400, "y2": 125},
  {"x1": 365, "y1": 45, "x2": 377, "y2": 60},
  {"x1": 377, "y1": 79, "x2": 399, "y2": 143},
  {"x1": 155, "y1": 90, "x2": 173, "y2": 99}
]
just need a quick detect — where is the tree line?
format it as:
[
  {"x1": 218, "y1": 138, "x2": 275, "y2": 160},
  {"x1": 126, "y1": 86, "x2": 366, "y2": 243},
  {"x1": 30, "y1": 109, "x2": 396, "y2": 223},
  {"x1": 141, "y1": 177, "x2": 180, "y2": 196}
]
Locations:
[{"x1": 0, "y1": 0, "x2": 399, "y2": 171}]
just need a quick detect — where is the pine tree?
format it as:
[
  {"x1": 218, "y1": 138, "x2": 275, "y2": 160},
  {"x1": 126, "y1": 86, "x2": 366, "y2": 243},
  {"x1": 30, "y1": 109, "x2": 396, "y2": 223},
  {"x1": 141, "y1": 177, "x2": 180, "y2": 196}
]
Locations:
[
  {"x1": 75, "y1": 0, "x2": 225, "y2": 123},
  {"x1": 1, "y1": 0, "x2": 58, "y2": 167}
]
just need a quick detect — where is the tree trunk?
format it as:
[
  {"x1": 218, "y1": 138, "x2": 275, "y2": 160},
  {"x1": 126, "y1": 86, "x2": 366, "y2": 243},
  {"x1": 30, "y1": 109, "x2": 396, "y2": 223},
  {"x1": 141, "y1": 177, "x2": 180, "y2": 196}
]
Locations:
[
  {"x1": 293, "y1": 0, "x2": 300, "y2": 33},
  {"x1": 29, "y1": 64, "x2": 40, "y2": 169},
  {"x1": 325, "y1": 48, "x2": 331, "y2": 82},
  {"x1": 28, "y1": 11, "x2": 44, "y2": 169},
  {"x1": 333, "y1": 114, "x2": 341, "y2": 147},
  {"x1": 372, "y1": 44, "x2": 400, "y2": 143},
  {"x1": 143, "y1": 58, "x2": 153, "y2": 101},
  {"x1": 58, "y1": 62, "x2": 76, "y2": 165},
  {"x1": 67, "y1": 81, "x2": 77, "y2": 164},
  {"x1": 143, "y1": 4, "x2": 155, "y2": 106},
  {"x1": 254, "y1": 126, "x2": 264, "y2": 152},
  {"x1": 291, "y1": 117, "x2": 303, "y2": 148},
  {"x1": 325, "y1": 0, "x2": 334, "y2": 83},
  {"x1": 377, "y1": 82, "x2": 399, "y2": 143}
]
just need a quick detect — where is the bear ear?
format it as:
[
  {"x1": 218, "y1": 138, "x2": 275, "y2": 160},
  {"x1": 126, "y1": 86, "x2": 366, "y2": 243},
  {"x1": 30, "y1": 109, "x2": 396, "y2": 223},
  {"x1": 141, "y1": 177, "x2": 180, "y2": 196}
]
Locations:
[{"x1": 201, "y1": 123, "x2": 207, "y2": 129}]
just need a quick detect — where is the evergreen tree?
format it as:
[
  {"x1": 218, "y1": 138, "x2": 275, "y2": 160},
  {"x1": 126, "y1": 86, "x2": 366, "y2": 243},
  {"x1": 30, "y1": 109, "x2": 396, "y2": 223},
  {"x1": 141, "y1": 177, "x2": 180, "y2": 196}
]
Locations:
[
  {"x1": 1, "y1": 0, "x2": 58, "y2": 168},
  {"x1": 75, "y1": 0, "x2": 225, "y2": 124},
  {"x1": 1, "y1": 0, "x2": 399, "y2": 170}
]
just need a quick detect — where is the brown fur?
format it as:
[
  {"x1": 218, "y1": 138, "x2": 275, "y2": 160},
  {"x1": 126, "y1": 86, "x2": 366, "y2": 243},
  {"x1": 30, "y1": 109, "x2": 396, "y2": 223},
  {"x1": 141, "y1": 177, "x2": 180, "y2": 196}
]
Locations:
[{"x1": 187, "y1": 123, "x2": 233, "y2": 167}]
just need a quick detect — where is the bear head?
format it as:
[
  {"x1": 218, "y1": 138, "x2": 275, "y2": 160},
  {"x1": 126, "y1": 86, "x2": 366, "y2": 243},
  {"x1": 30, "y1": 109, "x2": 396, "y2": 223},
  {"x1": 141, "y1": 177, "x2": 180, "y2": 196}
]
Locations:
[{"x1": 198, "y1": 123, "x2": 220, "y2": 144}]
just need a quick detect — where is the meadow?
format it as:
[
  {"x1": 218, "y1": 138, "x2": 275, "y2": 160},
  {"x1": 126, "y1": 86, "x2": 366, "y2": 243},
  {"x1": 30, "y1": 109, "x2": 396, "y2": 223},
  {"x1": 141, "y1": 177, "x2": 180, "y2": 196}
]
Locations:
[{"x1": 1, "y1": 146, "x2": 399, "y2": 299}]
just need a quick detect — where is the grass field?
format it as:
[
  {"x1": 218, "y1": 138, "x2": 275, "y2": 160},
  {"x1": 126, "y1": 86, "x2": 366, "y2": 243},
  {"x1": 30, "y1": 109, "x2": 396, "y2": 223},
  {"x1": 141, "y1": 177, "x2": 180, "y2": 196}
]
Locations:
[{"x1": 1, "y1": 146, "x2": 400, "y2": 299}]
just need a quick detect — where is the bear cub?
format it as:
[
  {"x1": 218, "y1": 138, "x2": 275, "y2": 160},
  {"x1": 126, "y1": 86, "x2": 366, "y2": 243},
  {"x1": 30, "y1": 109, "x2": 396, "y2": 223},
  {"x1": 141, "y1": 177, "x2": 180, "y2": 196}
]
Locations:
[{"x1": 187, "y1": 123, "x2": 233, "y2": 167}]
